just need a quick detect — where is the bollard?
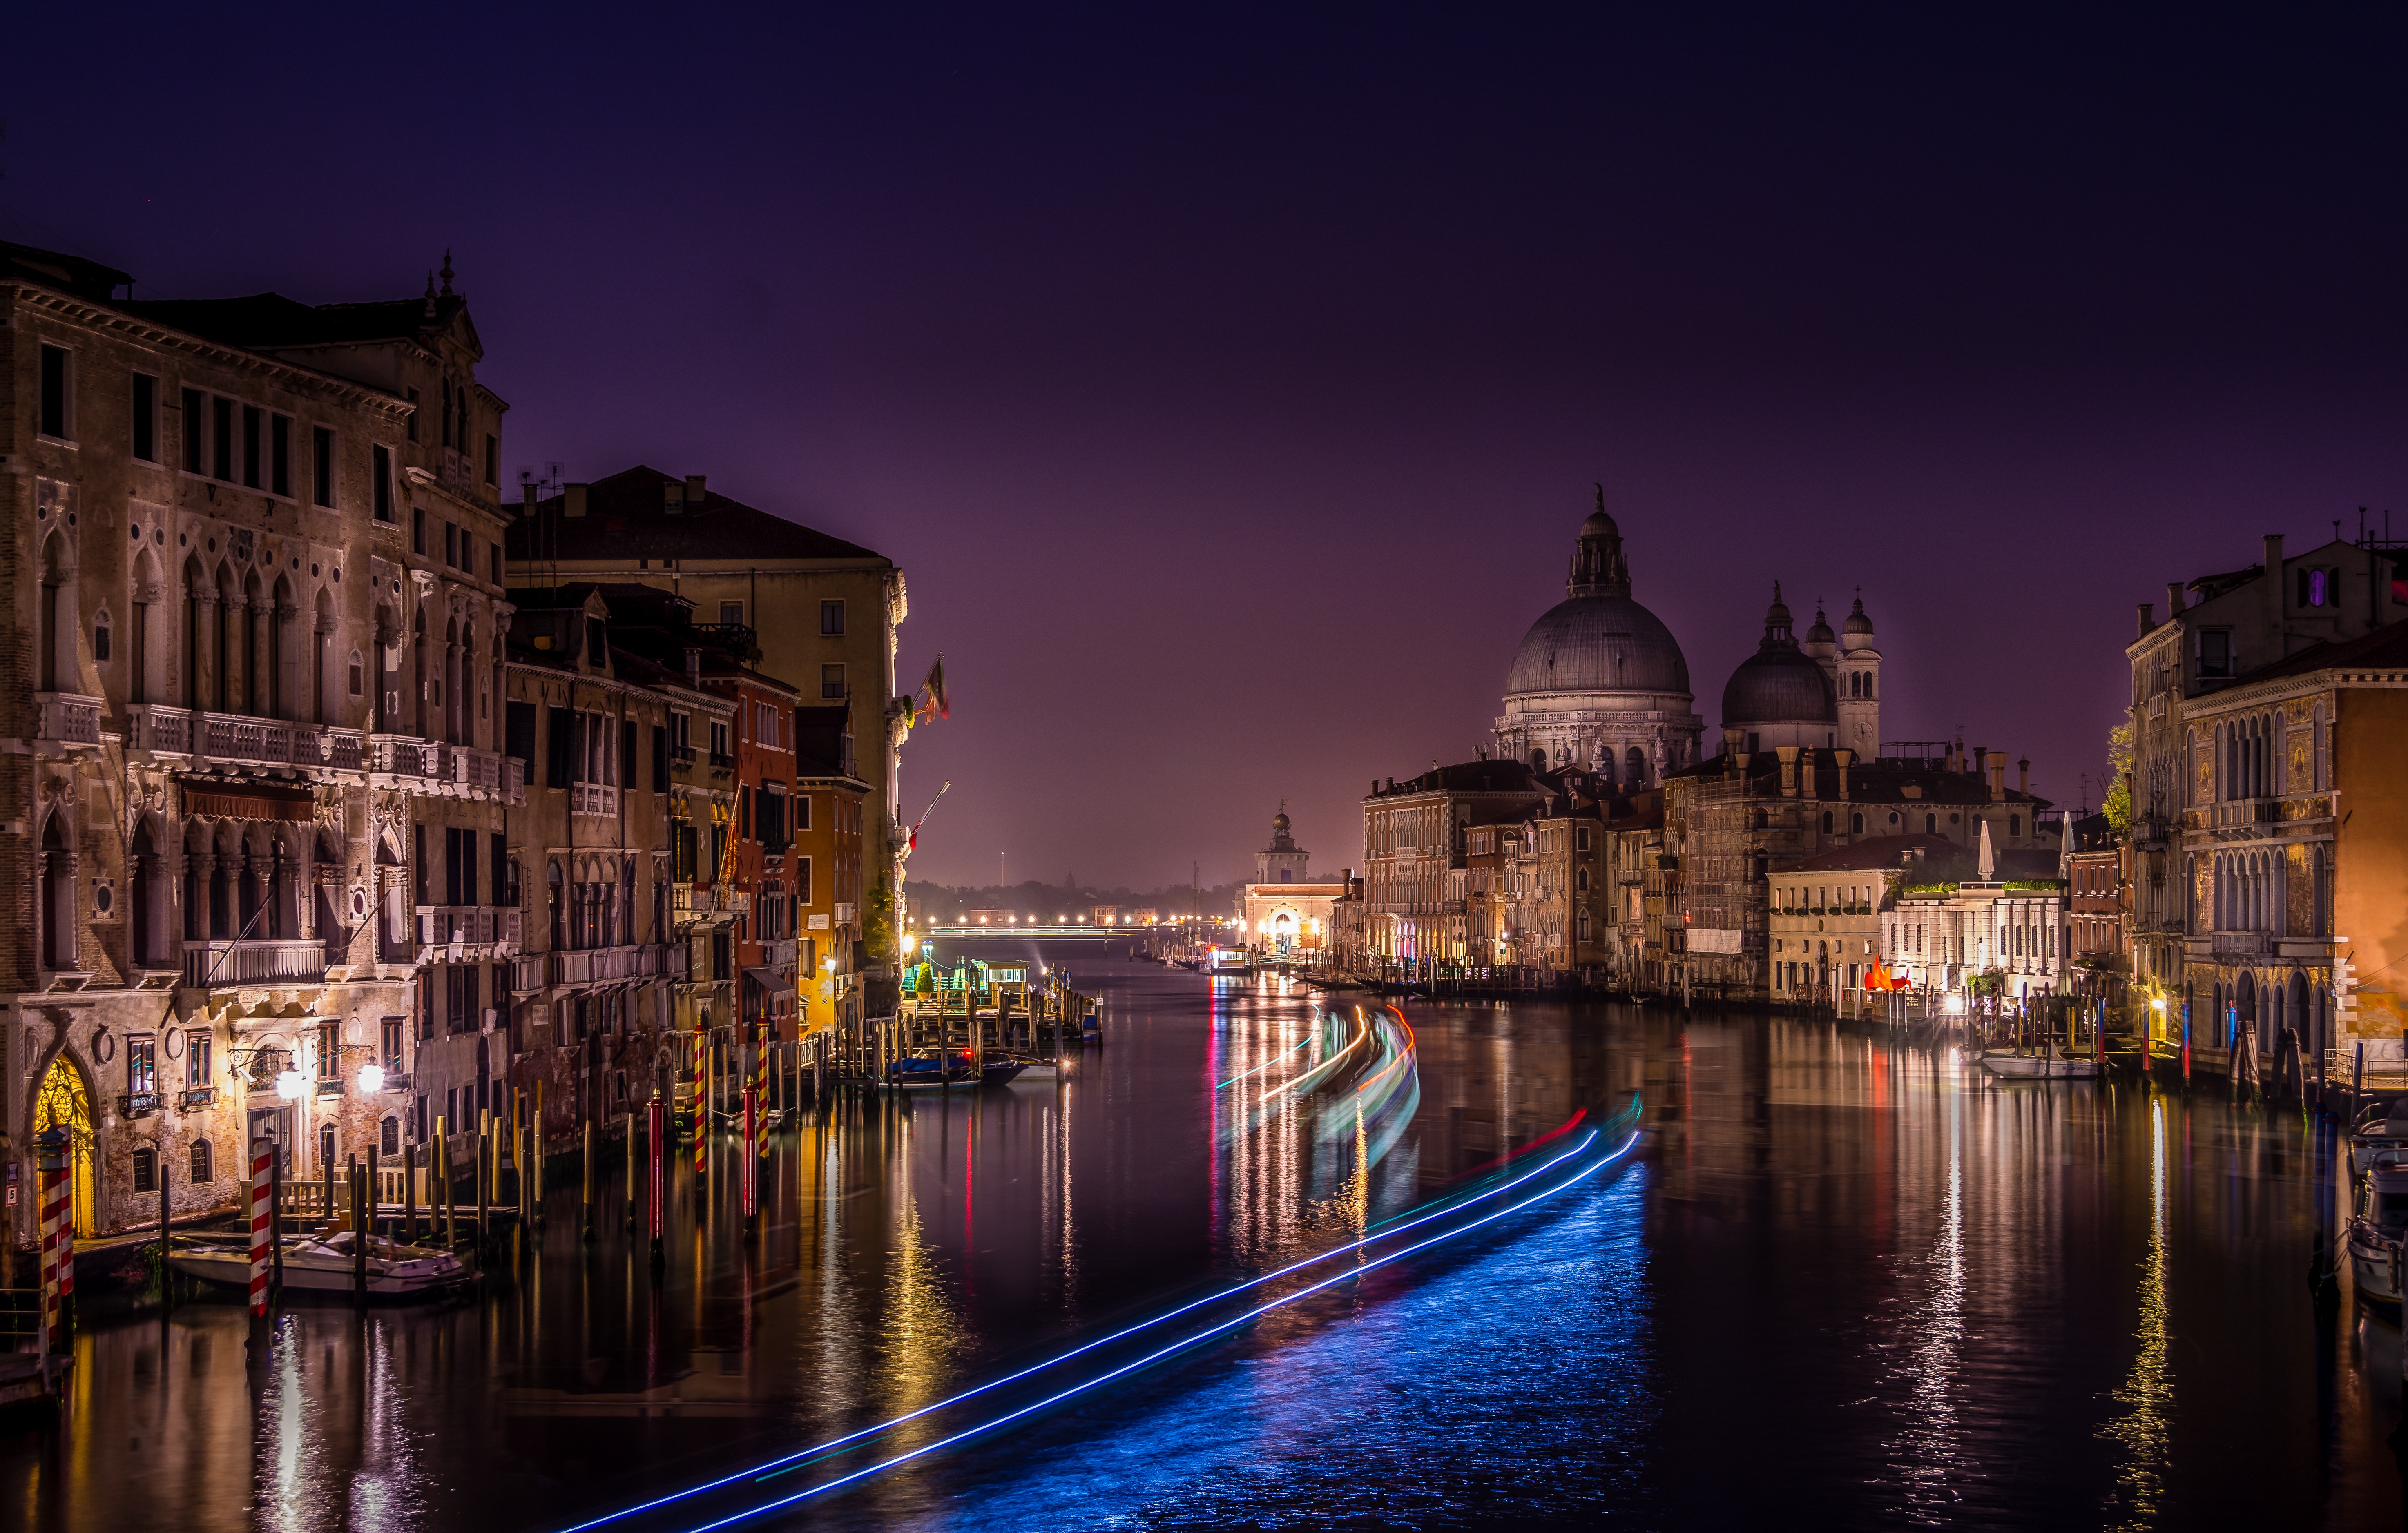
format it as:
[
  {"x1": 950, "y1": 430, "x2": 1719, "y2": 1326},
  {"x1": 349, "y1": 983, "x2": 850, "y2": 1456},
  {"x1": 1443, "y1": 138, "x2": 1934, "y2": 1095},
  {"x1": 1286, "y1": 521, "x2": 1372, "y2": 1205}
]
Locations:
[
  {"x1": 159, "y1": 1154, "x2": 174, "y2": 1311},
  {"x1": 270, "y1": 1143, "x2": 285, "y2": 1295},
  {"x1": 404, "y1": 1135, "x2": 417, "y2": 1244},
  {"x1": 625, "y1": 1109, "x2": 638, "y2": 1232},
  {"x1": 534, "y1": 1081, "x2": 547, "y2": 1229},
  {"x1": 647, "y1": 1090, "x2": 667, "y2": 1261},
  {"x1": 436, "y1": 1118, "x2": 454, "y2": 1248},
  {"x1": 582, "y1": 1121, "x2": 595, "y2": 1243},
  {"x1": 350, "y1": 1156, "x2": 367, "y2": 1306},
  {"x1": 742, "y1": 1083, "x2": 759, "y2": 1239},
  {"x1": 477, "y1": 1108, "x2": 491, "y2": 1245}
]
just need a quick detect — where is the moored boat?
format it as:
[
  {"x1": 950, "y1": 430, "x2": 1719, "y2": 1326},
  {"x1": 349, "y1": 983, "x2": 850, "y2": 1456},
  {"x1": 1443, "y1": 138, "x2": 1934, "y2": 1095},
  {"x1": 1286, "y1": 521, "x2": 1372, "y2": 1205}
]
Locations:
[
  {"x1": 1978, "y1": 1049, "x2": 2102, "y2": 1079},
  {"x1": 2347, "y1": 1151, "x2": 2408, "y2": 1307},
  {"x1": 169, "y1": 1229, "x2": 469, "y2": 1297}
]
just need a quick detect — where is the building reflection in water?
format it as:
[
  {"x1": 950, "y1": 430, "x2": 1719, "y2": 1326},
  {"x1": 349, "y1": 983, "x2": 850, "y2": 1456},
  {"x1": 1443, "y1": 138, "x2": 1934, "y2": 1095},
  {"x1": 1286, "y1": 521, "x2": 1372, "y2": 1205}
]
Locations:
[{"x1": 2, "y1": 961, "x2": 2401, "y2": 1531}]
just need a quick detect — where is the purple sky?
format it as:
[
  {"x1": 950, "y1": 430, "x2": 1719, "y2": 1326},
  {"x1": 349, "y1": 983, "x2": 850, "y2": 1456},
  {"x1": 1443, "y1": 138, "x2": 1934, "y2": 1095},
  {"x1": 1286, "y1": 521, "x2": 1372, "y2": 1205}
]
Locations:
[{"x1": 11, "y1": 7, "x2": 2405, "y2": 889}]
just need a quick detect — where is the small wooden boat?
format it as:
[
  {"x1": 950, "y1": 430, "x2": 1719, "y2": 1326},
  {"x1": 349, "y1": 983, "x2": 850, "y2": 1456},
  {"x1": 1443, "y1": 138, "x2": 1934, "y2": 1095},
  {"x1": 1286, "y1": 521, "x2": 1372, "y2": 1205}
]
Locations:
[
  {"x1": 998, "y1": 1053, "x2": 1070, "y2": 1080},
  {"x1": 1978, "y1": 1049, "x2": 2101, "y2": 1079},
  {"x1": 169, "y1": 1229, "x2": 469, "y2": 1297},
  {"x1": 887, "y1": 1050, "x2": 1029, "y2": 1089}
]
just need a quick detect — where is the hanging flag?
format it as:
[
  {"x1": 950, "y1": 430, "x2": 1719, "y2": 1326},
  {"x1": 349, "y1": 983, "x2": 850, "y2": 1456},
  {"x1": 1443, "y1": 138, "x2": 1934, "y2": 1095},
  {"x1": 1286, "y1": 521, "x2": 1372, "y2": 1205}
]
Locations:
[{"x1": 924, "y1": 655, "x2": 949, "y2": 720}]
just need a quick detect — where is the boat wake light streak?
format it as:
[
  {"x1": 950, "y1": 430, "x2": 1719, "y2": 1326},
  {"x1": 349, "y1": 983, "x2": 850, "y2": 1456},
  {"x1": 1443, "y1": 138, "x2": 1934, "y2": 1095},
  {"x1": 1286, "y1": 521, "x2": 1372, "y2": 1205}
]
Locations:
[
  {"x1": 687, "y1": 1129, "x2": 1644, "y2": 1532},
  {"x1": 554, "y1": 1121, "x2": 1616, "y2": 1533},
  {"x1": 1215, "y1": 1029, "x2": 1312, "y2": 1090}
]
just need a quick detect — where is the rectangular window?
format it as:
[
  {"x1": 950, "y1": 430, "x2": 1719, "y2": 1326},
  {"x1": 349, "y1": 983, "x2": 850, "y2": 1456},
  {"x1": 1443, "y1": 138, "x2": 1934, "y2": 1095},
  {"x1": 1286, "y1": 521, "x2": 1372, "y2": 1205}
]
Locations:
[
  {"x1": 373, "y1": 444, "x2": 394, "y2": 522},
  {"x1": 484, "y1": 432, "x2": 498, "y2": 486},
  {"x1": 2198, "y1": 629, "x2": 2234, "y2": 678},
  {"x1": 270, "y1": 413, "x2": 291, "y2": 496},
  {"x1": 506, "y1": 700, "x2": 536, "y2": 766},
  {"x1": 182, "y1": 388, "x2": 205, "y2": 471},
  {"x1": 413, "y1": 505, "x2": 426, "y2": 553},
  {"x1": 241, "y1": 405, "x2": 263, "y2": 488},
  {"x1": 128, "y1": 1035, "x2": 157, "y2": 1096},
  {"x1": 491, "y1": 543, "x2": 502, "y2": 584},
  {"x1": 821, "y1": 600, "x2": 844, "y2": 635},
  {"x1": 586, "y1": 618, "x2": 607, "y2": 665},
  {"x1": 741, "y1": 785, "x2": 753, "y2": 840},
  {"x1": 318, "y1": 1022, "x2": 341, "y2": 1079},
  {"x1": 795, "y1": 793, "x2": 810, "y2": 832},
  {"x1": 547, "y1": 706, "x2": 576, "y2": 785},
  {"x1": 407, "y1": 387, "x2": 420, "y2": 442},
  {"x1": 652, "y1": 723, "x2": 669, "y2": 789},
  {"x1": 212, "y1": 395, "x2": 234, "y2": 479},
  {"x1": 381, "y1": 1016, "x2": 405, "y2": 1068},
  {"x1": 719, "y1": 601, "x2": 745, "y2": 626},
  {"x1": 38, "y1": 345, "x2": 70, "y2": 439},
  {"x1": 622, "y1": 719, "x2": 638, "y2": 784},
  {"x1": 312, "y1": 427, "x2": 335, "y2": 507},
  {"x1": 187, "y1": 1029, "x2": 212, "y2": 1089},
  {"x1": 131, "y1": 373, "x2": 158, "y2": 461},
  {"x1": 797, "y1": 855, "x2": 812, "y2": 905},
  {"x1": 133, "y1": 1148, "x2": 157, "y2": 1194},
  {"x1": 492, "y1": 833, "x2": 510, "y2": 905},
  {"x1": 444, "y1": 522, "x2": 457, "y2": 567},
  {"x1": 821, "y1": 664, "x2": 845, "y2": 699}
]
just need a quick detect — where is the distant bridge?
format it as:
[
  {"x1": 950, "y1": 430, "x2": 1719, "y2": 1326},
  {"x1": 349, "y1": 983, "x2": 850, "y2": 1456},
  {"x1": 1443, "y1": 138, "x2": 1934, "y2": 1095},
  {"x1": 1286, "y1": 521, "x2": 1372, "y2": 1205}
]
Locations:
[{"x1": 919, "y1": 924, "x2": 1124, "y2": 940}]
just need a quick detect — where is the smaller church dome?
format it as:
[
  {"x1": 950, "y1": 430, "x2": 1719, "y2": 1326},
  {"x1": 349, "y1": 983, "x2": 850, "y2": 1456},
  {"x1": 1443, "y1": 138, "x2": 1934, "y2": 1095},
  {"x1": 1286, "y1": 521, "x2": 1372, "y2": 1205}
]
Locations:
[
  {"x1": 1843, "y1": 596, "x2": 1875, "y2": 636},
  {"x1": 1581, "y1": 508, "x2": 1618, "y2": 538},
  {"x1": 1807, "y1": 608, "x2": 1835, "y2": 646},
  {"x1": 1723, "y1": 648, "x2": 1837, "y2": 726}
]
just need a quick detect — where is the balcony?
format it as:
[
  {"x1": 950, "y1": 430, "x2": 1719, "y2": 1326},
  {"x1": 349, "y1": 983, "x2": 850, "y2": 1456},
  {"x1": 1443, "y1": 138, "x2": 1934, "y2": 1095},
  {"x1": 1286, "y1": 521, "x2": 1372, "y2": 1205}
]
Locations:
[
  {"x1": 118, "y1": 1092, "x2": 161, "y2": 1120},
  {"x1": 707, "y1": 750, "x2": 736, "y2": 773},
  {"x1": 762, "y1": 938, "x2": 797, "y2": 967},
  {"x1": 571, "y1": 781, "x2": 619, "y2": 817},
  {"x1": 198, "y1": 713, "x2": 364, "y2": 771},
  {"x1": 674, "y1": 882, "x2": 737, "y2": 918},
  {"x1": 316, "y1": 1078, "x2": 344, "y2": 1097},
  {"x1": 546, "y1": 943, "x2": 670, "y2": 987},
  {"x1": 369, "y1": 735, "x2": 520, "y2": 802},
  {"x1": 178, "y1": 1086, "x2": 217, "y2": 1110},
  {"x1": 34, "y1": 692, "x2": 103, "y2": 749},
  {"x1": 182, "y1": 938, "x2": 328, "y2": 988},
  {"x1": 416, "y1": 905, "x2": 524, "y2": 951},
  {"x1": 127, "y1": 704, "x2": 193, "y2": 755},
  {"x1": 670, "y1": 743, "x2": 698, "y2": 768}
]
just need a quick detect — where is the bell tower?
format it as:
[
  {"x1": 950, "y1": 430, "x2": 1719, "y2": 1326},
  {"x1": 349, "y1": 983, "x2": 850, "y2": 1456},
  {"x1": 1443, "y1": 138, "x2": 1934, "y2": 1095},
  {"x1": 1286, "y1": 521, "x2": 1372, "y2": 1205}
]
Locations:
[{"x1": 1837, "y1": 594, "x2": 1882, "y2": 760}]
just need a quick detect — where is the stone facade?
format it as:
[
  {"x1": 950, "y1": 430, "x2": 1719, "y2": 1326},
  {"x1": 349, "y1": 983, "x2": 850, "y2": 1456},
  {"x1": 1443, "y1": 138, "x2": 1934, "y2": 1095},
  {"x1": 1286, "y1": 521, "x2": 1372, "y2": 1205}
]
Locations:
[{"x1": 5, "y1": 241, "x2": 517, "y2": 1245}]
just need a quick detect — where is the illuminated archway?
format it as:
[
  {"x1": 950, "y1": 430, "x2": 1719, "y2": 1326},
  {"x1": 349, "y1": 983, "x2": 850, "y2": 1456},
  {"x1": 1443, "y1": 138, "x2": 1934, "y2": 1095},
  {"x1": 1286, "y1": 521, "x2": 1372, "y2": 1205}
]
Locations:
[{"x1": 33, "y1": 1052, "x2": 96, "y2": 1237}]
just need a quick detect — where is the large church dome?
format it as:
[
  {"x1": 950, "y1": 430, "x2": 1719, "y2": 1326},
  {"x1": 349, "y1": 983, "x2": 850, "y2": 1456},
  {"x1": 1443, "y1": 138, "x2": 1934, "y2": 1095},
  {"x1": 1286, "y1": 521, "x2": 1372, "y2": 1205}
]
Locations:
[
  {"x1": 1493, "y1": 490, "x2": 1703, "y2": 781},
  {"x1": 1506, "y1": 597, "x2": 1690, "y2": 697}
]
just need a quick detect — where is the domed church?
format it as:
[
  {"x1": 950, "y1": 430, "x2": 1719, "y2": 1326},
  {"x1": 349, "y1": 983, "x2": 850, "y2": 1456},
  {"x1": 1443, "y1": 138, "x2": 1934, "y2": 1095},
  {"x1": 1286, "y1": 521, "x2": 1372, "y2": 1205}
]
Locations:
[
  {"x1": 1719, "y1": 585, "x2": 1883, "y2": 759},
  {"x1": 1495, "y1": 491, "x2": 1704, "y2": 785}
]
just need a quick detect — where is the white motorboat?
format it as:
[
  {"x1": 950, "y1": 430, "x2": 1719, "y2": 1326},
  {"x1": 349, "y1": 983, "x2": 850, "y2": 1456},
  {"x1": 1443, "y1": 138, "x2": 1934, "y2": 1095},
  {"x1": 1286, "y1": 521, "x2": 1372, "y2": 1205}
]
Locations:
[
  {"x1": 2348, "y1": 1100, "x2": 2408, "y2": 1181},
  {"x1": 169, "y1": 1229, "x2": 469, "y2": 1297},
  {"x1": 1978, "y1": 1049, "x2": 2101, "y2": 1079},
  {"x1": 2347, "y1": 1152, "x2": 2408, "y2": 1307}
]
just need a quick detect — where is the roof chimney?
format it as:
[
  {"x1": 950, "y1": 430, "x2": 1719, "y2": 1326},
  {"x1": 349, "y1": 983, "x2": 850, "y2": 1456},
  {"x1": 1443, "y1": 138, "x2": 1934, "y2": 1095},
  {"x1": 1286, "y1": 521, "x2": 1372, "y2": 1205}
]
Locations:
[
  {"x1": 2137, "y1": 602, "x2": 2154, "y2": 638},
  {"x1": 664, "y1": 480, "x2": 685, "y2": 516},
  {"x1": 2018, "y1": 757, "x2": 2030, "y2": 796},
  {"x1": 563, "y1": 483, "x2": 588, "y2": 519},
  {"x1": 2165, "y1": 582, "x2": 2185, "y2": 617},
  {"x1": 1987, "y1": 753, "x2": 2007, "y2": 802},
  {"x1": 686, "y1": 475, "x2": 707, "y2": 509},
  {"x1": 1834, "y1": 747, "x2": 1852, "y2": 800},
  {"x1": 1776, "y1": 745, "x2": 1800, "y2": 797}
]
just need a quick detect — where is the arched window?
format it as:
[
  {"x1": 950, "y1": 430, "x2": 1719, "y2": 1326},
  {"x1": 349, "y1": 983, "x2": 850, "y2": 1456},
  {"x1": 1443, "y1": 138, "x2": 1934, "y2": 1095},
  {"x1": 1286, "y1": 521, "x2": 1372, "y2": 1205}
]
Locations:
[
  {"x1": 548, "y1": 860, "x2": 565, "y2": 951},
  {"x1": 380, "y1": 1116, "x2": 400, "y2": 1156},
  {"x1": 1851, "y1": 811, "x2": 1865, "y2": 834},
  {"x1": 132, "y1": 1147, "x2": 157, "y2": 1193},
  {"x1": 190, "y1": 1139, "x2": 214, "y2": 1183},
  {"x1": 1821, "y1": 810, "x2": 1833, "y2": 833},
  {"x1": 1529, "y1": 749, "x2": 1546, "y2": 772},
  {"x1": 1625, "y1": 746, "x2": 1645, "y2": 786},
  {"x1": 1924, "y1": 813, "x2": 1936, "y2": 834},
  {"x1": 1753, "y1": 809, "x2": 1769, "y2": 829},
  {"x1": 2009, "y1": 815, "x2": 2021, "y2": 836}
]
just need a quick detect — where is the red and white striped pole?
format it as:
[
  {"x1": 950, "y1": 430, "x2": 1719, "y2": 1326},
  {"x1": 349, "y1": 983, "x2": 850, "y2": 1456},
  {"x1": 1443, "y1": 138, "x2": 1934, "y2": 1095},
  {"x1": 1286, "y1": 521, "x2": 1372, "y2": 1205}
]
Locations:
[
  {"x1": 694, "y1": 1032, "x2": 709, "y2": 1184},
  {"x1": 38, "y1": 1158, "x2": 67, "y2": 1348},
  {"x1": 248, "y1": 1136, "x2": 274, "y2": 1317}
]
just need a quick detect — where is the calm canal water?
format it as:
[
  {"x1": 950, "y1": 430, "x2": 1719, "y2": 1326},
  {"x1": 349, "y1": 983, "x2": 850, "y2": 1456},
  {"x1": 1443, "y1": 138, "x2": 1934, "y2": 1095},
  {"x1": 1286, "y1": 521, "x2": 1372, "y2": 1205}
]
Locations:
[{"x1": 4, "y1": 946, "x2": 2400, "y2": 1530}]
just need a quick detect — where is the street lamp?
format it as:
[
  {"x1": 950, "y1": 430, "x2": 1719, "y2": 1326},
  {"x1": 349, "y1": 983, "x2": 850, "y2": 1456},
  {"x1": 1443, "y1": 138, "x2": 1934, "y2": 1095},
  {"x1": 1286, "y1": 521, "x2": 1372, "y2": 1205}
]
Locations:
[
  {"x1": 275, "y1": 1068, "x2": 307, "y2": 1101},
  {"x1": 358, "y1": 1063, "x2": 386, "y2": 1094}
]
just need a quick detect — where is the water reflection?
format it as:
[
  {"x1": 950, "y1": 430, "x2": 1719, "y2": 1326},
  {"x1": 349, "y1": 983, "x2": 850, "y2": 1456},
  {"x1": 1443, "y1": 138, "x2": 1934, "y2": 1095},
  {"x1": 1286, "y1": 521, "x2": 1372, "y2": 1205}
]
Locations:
[
  {"x1": 2102, "y1": 1095, "x2": 2174, "y2": 1528},
  {"x1": 2, "y1": 965, "x2": 2401, "y2": 1531}
]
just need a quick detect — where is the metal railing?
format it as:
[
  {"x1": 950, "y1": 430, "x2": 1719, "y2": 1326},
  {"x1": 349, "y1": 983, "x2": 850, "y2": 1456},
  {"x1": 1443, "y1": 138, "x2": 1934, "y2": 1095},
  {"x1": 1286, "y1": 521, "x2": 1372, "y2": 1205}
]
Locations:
[
  {"x1": 182, "y1": 937, "x2": 327, "y2": 987},
  {"x1": 415, "y1": 906, "x2": 524, "y2": 949},
  {"x1": 34, "y1": 691, "x2": 103, "y2": 746},
  {"x1": 2328, "y1": 1049, "x2": 2408, "y2": 1092},
  {"x1": 547, "y1": 943, "x2": 669, "y2": 987},
  {"x1": 570, "y1": 781, "x2": 619, "y2": 817}
]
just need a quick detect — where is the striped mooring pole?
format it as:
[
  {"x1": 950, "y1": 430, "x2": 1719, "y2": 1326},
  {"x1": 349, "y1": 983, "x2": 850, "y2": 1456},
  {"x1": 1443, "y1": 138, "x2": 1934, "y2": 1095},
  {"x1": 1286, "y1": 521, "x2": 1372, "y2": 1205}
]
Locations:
[{"x1": 248, "y1": 1136, "x2": 274, "y2": 1317}]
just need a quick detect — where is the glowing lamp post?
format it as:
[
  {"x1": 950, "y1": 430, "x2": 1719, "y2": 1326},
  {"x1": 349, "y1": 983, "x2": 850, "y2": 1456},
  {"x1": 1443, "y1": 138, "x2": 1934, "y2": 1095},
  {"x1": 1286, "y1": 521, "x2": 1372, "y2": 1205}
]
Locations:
[
  {"x1": 275, "y1": 1069, "x2": 307, "y2": 1101},
  {"x1": 358, "y1": 1063, "x2": 387, "y2": 1095}
]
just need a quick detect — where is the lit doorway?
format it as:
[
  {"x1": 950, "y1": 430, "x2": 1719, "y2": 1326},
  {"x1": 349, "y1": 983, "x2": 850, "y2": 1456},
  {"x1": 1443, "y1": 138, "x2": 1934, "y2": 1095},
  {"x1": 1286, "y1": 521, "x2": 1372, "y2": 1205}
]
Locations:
[{"x1": 33, "y1": 1054, "x2": 96, "y2": 1237}]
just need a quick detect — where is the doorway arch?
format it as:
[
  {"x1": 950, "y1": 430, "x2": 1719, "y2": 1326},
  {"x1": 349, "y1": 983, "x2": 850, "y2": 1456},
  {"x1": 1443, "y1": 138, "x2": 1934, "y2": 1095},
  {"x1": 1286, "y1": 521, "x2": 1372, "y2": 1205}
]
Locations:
[{"x1": 33, "y1": 1053, "x2": 96, "y2": 1237}]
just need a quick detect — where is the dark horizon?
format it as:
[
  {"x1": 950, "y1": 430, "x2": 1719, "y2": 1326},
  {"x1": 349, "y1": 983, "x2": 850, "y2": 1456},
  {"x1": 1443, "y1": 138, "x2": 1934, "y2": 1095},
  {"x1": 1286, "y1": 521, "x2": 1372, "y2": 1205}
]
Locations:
[{"x1": 9, "y1": 5, "x2": 2403, "y2": 886}]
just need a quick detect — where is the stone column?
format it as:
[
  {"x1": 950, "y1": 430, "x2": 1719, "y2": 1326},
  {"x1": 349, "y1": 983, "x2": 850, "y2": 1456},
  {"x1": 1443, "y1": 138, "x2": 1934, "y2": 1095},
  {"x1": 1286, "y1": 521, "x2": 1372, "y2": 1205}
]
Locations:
[{"x1": 190, "y1": 591, "x2": 219, "y2": 715}]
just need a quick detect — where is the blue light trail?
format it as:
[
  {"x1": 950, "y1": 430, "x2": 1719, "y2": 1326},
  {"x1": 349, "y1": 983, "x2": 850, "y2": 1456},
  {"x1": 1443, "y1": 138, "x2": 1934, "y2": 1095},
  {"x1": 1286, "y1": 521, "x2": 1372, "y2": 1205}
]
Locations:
[{"x1": 555, "y1": 1112, "x2": 1623, "y2": 1533}]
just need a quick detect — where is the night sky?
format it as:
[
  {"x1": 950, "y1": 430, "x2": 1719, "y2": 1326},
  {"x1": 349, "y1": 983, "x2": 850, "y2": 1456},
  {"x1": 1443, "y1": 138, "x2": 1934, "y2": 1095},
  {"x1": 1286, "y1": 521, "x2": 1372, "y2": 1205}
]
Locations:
[{"x1": 10, "y1": 7, "x2": 2404, "y2": 889}]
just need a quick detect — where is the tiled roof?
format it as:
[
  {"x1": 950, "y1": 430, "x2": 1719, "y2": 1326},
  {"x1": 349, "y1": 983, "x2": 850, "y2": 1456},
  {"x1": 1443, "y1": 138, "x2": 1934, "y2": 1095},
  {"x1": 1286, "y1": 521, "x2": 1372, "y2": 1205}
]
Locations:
[{"x1": 508, "y1": 466, "x2": 888, "y2": 564}]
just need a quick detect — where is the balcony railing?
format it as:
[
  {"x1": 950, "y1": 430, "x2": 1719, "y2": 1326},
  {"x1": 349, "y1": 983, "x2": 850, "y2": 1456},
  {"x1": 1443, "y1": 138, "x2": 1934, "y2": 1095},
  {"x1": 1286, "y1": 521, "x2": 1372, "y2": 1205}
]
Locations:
[
  {"x1": 762, "y1": 938, "x2": 797, "y2": 967},
  {"x1": 707, "y1": 751, "x2": 736, "y2": 773},
  {"x1": 674, "y1": 882, "x2": 735, "y2": 916},
  {"x1": 118, "y1": 1092, "x2": 160, "y2": 1119},
  {"x1": 2209, "y1": 930, "x2": 2270, "y2": 958},
  {"x1": 127, "y1": 704, "x2": 192, "y2": 754},
  {"x1": 669, "y1": 743, "x2": 697, "y2": 767},
  {"x1": 178, "y1": 1086, "x2": 217, "y2": 1110},
  {"x1": 182, "y1": 937, "x2": 328, "y2": 987},
  {"x1": 547, "y1": 943, "x2": 669, "y2": 987},
  {"x1": 571, "y1": 781, "x2": 619, "y2": 817},
  {"x1": 368, "y1": 736, "x2": 520, "y2": 801},
  {"x1": 34, "y1": 692, "x2": 103, "y2": 746},
  {"x1": 416, "y1": 906, "x2": 524, "y2": 949}
]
